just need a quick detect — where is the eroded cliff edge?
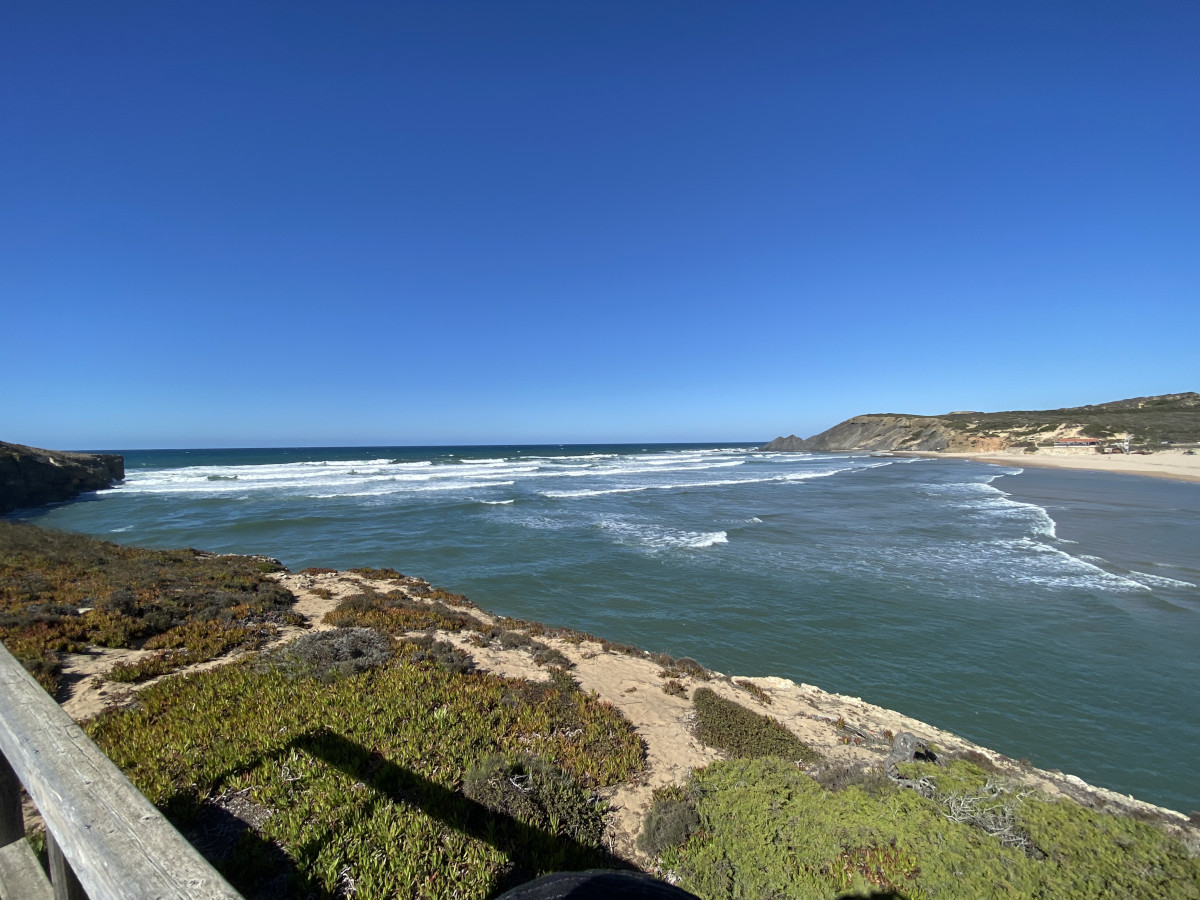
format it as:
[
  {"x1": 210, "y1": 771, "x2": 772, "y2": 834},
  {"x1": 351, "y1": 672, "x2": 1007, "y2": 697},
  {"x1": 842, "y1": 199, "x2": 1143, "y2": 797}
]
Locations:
[{"x1": 0, "y1": 441, "x2": 125, "y2": 514}]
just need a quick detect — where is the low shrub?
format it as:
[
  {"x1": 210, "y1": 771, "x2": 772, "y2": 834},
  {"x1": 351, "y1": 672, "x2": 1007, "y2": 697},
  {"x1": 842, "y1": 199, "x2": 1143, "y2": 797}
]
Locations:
[
  {"x1": 638, "y1": 792, "x2": 701, "y2": 857},
  {"x1": 478, "y1": 626, "x2": 575, "y2": 669},
  {"x1": 108, "y1": 622, "x2": 274, "y2": 683},
  {"x1": 692, "y1": 687, "x2": 820, "y2": 763},
  {"x1": 531, "y1": 644, "x2": 572, "y2": 669},
  {"x1": 600, "y1": 640, "x2": 644, "y2": 657},
  {"x1": 324, "y1": 591, "x2": 476, "y2": 633},
  {"x1": 497, "y1": 628, "x2": 534, "y2": 650},
  {"x1": 673, "y1": 657, "x2": 711, "y2": 680},
  {"x1": 734, "y1": 679, "x2": 772, "y2": 705},
  {"x1": 347, "y1": 567, "x2": 407, "y2": 581},
  {"x1": 813, "y1": 762, "x2": 897, "y2": 798},
  {"x1": 659, "y1": 655, "x2": 712, "y2": 681},
  {"x1": 0, "y1": 523, "x2": 296, "y2": 693},
  {"x1": 400, "y1": 634, "x2": 475, "y2": 675},
  {"x1": 662, "y1": 679, "x2": 686, "y2": 696},
  {"x1": 267, "y1": 627, "x2": 394, "y2": 681},
  {"x1": 462, "y1": 754, "x2": 605, "y2": 846},
  {"x1": 954, "y1": 749, "x2": 1003, "y2": 776},
  {"x1": 108, "y1": 653, "x2": 177, "y2": 683}
]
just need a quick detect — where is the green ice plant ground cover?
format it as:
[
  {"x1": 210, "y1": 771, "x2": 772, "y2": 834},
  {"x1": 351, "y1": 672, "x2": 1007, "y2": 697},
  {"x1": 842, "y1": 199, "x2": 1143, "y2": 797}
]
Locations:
[
  {"x1": 647, "y1": 757, "x2": 1200, "y2": 899},
  {"x1": 86, "y1": 643, "x2": 645, "y2": 899}
]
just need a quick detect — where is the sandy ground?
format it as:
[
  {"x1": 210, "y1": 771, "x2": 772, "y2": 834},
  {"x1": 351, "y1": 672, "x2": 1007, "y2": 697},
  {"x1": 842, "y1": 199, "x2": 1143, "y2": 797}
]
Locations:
[
  {"x1": 53, "y1": 569, "x2": 1198, "y2": 865},
  {"x1": 893, "y1": 448, "x2": 1200, "y2": 483}
]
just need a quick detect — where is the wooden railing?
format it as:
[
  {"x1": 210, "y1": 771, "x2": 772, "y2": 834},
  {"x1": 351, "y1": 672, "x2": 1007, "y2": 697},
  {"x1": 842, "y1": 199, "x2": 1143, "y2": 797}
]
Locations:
[{"x1": 0, "y1": 643, "x2": 243, "y2": 900}]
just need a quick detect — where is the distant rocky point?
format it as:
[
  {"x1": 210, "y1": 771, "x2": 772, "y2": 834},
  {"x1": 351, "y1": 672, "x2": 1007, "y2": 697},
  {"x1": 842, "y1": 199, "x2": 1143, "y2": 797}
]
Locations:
[
  {"x1": 0, "y1": 441, "x2": 125, "y2": 515},
  {"x1": 762, "y1": 392, "x2": 1200, "y2": 453}
]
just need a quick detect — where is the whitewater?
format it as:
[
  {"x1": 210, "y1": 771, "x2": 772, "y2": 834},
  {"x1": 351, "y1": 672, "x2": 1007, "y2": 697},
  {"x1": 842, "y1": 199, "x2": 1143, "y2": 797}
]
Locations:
[{"x1": 19, "y1": 443, "x2": 1200, "y2": 812}]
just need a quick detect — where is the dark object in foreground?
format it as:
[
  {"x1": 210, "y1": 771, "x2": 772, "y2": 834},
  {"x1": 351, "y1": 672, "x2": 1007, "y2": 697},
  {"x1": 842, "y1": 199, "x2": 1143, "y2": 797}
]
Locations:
[{"x1": 496, "y1": 870, "x2": 700, "y2": 899}]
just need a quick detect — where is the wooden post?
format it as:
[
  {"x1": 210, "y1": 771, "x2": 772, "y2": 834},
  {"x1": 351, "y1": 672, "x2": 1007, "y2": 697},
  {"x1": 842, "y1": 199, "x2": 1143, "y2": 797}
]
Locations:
[
  {"x1": 47, "y1": 830, "x2": 88, "y2": 900},
  {"x1": 0, "y1": 755, "x2": 23, "y2": 848},
  {"x1": 0, "y1": 643, "x2": 243, "y2": 899}
]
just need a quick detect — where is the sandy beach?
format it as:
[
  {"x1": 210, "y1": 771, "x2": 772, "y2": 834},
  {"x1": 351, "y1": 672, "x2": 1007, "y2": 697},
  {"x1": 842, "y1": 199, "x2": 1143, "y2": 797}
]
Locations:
[{"x1": 896, "y1": 448, "x2": 1200, "y2": 484}]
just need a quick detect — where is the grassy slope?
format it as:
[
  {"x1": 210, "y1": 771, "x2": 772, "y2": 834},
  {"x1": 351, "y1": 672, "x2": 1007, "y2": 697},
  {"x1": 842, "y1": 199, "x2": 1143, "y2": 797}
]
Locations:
[
  {"x1": 657, "y1": 757, "x2": 1200, "y2": 899},
  {"x1": 937, "y1": 392, "x2": 1200, "y2": 445},
  {"x1": 0, "y1": 521, "x2": 299, "y2": 692},
  {"x1": 87, "y1": 649, "x2": 644, "y2": 899}
]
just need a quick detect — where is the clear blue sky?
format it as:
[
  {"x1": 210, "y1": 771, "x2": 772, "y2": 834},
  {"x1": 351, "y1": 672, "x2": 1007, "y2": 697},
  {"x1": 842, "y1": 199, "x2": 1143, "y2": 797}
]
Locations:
[{"x1": 2, "y1": 2, "x2": 1196, "y2": 449}]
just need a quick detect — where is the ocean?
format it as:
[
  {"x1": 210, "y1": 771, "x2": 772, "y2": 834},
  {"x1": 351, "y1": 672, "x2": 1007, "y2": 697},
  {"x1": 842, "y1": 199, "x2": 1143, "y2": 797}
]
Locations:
[{"x1": 15, "y1": 444, "x2": 1200, "y2": 812}]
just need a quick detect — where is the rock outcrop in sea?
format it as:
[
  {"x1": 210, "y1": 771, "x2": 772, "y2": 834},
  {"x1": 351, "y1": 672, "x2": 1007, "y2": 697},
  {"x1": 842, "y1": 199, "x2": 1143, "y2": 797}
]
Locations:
[{"x1": 0, "y1": 440, "x2": 125, "y2": 514}]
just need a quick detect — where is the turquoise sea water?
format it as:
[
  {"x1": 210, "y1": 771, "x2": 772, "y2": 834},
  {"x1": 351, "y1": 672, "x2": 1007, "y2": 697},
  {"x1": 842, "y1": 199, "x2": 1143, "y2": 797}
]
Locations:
[{"x1": 15, "y1": 444, "x2": 1200, "y2": 812}]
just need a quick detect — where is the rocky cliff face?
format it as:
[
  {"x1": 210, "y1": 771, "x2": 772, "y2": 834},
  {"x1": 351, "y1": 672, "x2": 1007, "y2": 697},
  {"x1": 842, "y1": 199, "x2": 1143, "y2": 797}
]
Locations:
[
  {"x1": 0, "y1": 441, "x2": 125, "y2": 514},
  {"x1": 762, "y1": 416, "x2": 961, "y2": 452},
  {"x1": 807, "y1": 415, "x2": 966, "y2": 452}
]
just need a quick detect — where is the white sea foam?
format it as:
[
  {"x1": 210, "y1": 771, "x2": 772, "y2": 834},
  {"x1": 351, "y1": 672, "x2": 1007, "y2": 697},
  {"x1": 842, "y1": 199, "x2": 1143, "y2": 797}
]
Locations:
[
  {"x1": 923, "y1": 479, "x2": 1060, "y2": 539},
  {"x1": 115, "y1": 447, "x2": 874, "y2": 507},
  {"x1": 1127, "y1": 571, "x2": 1197, "y2": 590},
  {"x1": 598, "y1": 520, "x2": 728, "y2": 551},
  {"x1": 542, "y1": 486, "x2": 652, "y2": 498},
  {"x1": 1005, "y1": 539, "x2": 1152, "y2": 592},
  {"x1": 535, "y1": 461, "x2": 884, "y2": 499},
  {"x1": 525, "y1": 453, "x2": 619, "y2": 461},
  {"x1": 479, "y1": 499, "x2": 515, "y2": 505},
  {"x1": 539, "y1": 471, "x2": 835, "y2": 499}
]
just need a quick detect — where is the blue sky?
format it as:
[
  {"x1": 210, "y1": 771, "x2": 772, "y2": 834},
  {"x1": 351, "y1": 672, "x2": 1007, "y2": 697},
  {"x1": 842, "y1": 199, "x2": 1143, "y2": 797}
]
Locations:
[{"x1": 2, "y1": 2, "x2": 1196, "y2": 449}]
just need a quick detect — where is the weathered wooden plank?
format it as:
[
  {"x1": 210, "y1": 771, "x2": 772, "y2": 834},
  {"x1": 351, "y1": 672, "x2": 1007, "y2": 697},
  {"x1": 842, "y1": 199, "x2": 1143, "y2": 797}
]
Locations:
[
  {"x1": 47, "y1": 831, "x2": 87, "y2": 900},
  {"x1": 0, "y1": 838, "x2": 54, "y2": 900},
  {"x1": 0, "y1": 644, "x2": 243, "y2": 900},
  {"x1": 0, "y1": 757, "x2": 22, "y2": 847}
]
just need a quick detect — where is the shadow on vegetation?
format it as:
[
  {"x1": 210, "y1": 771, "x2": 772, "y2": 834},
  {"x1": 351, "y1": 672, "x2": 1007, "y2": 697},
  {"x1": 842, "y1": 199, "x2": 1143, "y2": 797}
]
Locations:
[{"x1": 192, "y1": 727, "x2": 636, "y2": 900}]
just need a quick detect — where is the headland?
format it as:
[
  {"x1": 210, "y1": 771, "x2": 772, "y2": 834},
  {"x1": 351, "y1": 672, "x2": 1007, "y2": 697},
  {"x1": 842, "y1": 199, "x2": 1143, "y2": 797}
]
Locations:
[
  {"x1": 0, "y1": 440, "x2": 124, "y2": 514},
  {"x1": 763, "y1": 391, "x2": 1200, "y2": 483}
]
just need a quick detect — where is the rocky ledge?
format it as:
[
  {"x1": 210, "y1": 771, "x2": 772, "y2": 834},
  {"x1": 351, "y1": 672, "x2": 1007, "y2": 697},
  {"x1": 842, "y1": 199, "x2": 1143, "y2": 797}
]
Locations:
[{"x1": 0, "y1": 441, "x2": 125, "y2": 515}]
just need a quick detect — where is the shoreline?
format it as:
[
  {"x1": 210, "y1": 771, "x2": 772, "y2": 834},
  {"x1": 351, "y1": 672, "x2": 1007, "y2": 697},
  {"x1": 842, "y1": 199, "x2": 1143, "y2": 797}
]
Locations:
[{"x1": 890, "y1": 448, "x2": 1200, "y2": 484}]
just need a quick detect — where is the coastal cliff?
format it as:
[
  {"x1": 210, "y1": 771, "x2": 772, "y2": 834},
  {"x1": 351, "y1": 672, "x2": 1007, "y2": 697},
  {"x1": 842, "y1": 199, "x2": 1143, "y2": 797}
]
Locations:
[
  {"x1": 763, "y1": 392, "x2": 1200, "y2": 453},
  {"x1": 0, "y1": 441, "x2": 124, "y2": 515},
  {"x1": 764, "y1": 416, "x2": 960, "y2": 452}
]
